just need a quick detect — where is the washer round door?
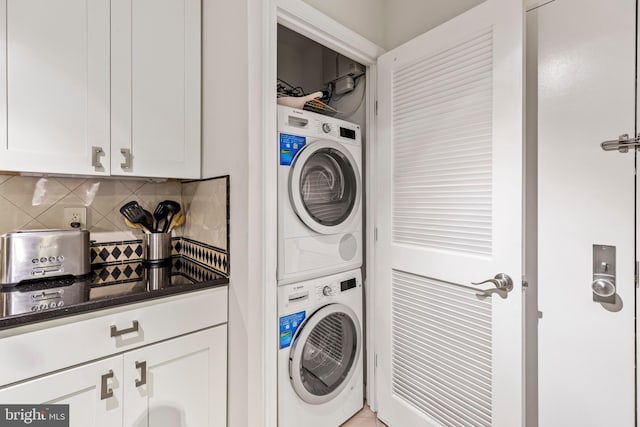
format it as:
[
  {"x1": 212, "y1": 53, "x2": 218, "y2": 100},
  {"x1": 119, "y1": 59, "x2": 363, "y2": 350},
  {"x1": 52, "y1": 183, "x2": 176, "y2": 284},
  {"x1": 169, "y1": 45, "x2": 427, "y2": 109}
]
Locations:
[
  {"x1": 289, "y1": 303, "x2": 362, "y2": 405},
  {"x1": 289, "y1": 140, "x2": 361, "y2": 235}
]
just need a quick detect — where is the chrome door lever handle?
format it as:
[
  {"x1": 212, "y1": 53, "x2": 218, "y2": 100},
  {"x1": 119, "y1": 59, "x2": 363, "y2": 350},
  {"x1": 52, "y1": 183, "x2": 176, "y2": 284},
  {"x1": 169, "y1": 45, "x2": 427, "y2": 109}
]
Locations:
[
  {"x1": 471, "y1": 273, "x2": 513, "y2": 298},
  {"x1": 471, "y1": 278, "x2": 501, "y2": 288},
  {"x1": 476, "y1": 287, "x2": 509, "y2": 299}
]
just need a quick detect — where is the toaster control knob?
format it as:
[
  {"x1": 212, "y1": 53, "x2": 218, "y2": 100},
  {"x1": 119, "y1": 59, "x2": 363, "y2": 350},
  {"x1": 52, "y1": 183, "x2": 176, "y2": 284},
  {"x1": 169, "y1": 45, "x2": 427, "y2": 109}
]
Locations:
[
  {"x1": 32, "y1": 258, "x2": 38, "y2": 264},
  {"x1": 322, "y1": 286, "x2": 332, "y2": 296},
  {"x1": 322, "y1": 123, "x2": 331, "y2": 133},
  {"x1": 40, "y1": 257, "x2": 47, "y2": 263}
]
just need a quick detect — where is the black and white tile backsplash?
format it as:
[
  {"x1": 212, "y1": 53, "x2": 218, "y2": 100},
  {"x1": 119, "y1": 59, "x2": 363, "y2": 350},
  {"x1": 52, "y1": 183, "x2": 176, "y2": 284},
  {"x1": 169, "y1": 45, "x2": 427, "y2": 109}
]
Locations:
[{"x1": 91, "y1": 236, "x2": 229, "y2": 279}]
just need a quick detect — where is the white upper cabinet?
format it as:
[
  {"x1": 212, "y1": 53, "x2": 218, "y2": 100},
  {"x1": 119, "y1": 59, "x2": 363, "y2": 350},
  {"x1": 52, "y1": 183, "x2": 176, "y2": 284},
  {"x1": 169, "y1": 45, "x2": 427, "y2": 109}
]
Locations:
[
  {"x1": 0, "y1": 0, "x2": 201, "y2": 178},
  {"x1": 0, "y1": 0, "x2": 111, "y2": 175},
  {"x1": 111, "y1": 0, "x2": 201, "y2": 179}
]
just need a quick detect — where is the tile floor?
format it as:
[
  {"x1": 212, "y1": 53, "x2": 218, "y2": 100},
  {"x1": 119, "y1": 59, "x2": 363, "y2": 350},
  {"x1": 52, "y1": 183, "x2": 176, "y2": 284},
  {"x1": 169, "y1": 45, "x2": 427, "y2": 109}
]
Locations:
[{"x1": 340, "y1": 404, "x2": 388, "y2": 427}]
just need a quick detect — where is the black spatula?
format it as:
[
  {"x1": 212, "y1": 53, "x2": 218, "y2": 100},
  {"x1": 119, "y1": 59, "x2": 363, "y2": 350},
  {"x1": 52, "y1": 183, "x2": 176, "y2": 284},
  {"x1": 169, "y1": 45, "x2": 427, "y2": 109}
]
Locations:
[{"x1": 120, "y1": 201, "x2": 154, "y2": 233}]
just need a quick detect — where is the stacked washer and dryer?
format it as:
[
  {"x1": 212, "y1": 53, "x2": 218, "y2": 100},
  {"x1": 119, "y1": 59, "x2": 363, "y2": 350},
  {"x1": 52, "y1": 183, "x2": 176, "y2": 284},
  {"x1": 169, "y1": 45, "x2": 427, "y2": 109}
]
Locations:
[{"x1": 277, "y1": 105, "x2": 364, "y2": 427}]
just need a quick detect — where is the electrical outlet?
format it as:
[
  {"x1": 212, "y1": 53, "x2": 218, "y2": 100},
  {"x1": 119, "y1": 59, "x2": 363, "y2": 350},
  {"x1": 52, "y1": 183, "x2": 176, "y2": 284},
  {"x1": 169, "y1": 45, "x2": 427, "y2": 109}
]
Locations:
[{"x1": 63, "y1": 207, "x2": 87, "y2": 229}]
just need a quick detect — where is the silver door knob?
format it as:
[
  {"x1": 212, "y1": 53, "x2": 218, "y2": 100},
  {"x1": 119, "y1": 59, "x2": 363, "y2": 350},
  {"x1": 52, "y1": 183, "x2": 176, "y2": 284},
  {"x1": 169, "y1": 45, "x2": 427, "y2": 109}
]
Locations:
[
  {"x1": 471, "y1": 273, "x2": 513, "y2": 298},
  {"x1": 592, "y1": 279, "x2": 615, "y2": 298}
]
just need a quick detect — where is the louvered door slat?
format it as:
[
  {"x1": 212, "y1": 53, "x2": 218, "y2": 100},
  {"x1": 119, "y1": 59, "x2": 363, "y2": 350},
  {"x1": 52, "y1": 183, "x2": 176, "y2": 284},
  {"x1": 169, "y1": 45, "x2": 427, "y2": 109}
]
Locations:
[
  {"x1": 392, "y1": 27, "x2": 493, "y2": 257},
  {"x1": 392, "y1": 270, "x2": 493, "y2": 427}
]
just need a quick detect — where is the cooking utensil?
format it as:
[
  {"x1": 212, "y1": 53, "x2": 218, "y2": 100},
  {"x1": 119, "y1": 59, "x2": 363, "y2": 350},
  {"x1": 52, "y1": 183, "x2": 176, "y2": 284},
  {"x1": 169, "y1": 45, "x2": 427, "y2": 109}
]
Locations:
[
  {"x1": 160, "y1": 200, "x2": 181, "y2": 233},
  {"x1": 153, "y1": 202, "x2": 169, "y2": 233},
  {"x1": 167, "y1": 211, "x2": 186, "y2": 232},
  {"x1": 143, "y1": 208, "x2": 154, "y2": 231},
  {"x1": 119, "y1": 201, "x2": 154, "y2": 233},
  {"x1": 124, "y1": 218, "x2": 149, "y2": 233}
]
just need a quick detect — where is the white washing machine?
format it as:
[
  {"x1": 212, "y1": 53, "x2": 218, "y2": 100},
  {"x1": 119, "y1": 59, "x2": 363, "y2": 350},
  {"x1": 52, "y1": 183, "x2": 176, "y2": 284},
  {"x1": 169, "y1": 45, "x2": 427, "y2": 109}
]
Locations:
[
  {"x1": 277, "y1": 105, "x2": 362, "y2": 285},
  {"x1": 278, "y1": 269, "x2": 363, "y2": 427}
]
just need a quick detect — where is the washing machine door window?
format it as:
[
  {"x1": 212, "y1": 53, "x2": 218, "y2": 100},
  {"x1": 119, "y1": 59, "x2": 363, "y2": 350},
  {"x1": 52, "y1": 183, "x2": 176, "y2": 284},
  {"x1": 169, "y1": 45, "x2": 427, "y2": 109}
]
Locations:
[
  {"x1": 289, "y1": 140, "x2": 361, "y2": 234},
  {"x1": 289, "y1": 303, "x2": 361, "y2": 405}
]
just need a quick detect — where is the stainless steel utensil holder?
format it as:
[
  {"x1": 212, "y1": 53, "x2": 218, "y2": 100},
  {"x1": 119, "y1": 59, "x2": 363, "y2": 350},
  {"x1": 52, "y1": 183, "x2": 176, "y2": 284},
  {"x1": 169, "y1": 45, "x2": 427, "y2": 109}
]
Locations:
[{"x1": 143, "y1": 233, "x2": 172, "y2": 264}]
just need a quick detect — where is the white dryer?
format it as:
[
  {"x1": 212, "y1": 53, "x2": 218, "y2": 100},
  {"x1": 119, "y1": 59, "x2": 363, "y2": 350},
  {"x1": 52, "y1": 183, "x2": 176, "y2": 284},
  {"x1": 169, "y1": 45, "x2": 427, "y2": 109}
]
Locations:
[
  {"x1": 278, "y1": 269, "x2": 363, "y2": 427},
  {"x1": 277, "y1": 105, "x2": 362, "y2": 285}
]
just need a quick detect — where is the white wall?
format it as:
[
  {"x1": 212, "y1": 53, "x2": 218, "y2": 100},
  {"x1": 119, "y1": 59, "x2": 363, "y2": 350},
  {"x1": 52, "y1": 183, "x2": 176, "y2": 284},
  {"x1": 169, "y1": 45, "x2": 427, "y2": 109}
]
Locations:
[
  {"x1": 384, "y1": 0, "x2": 485, "y2": 49},
  {"x1": 277, "y1": 26, "x2": 325, "y2": 95},
  {"x1": 301, "y1": 0, "x2": 386, "y2": 48},
  {"x1": 302, "y1": 0, "x2": 485, "y2": 50},
  {"x1": 202, "y1": 0, "x2": 263, "y2": 426}
]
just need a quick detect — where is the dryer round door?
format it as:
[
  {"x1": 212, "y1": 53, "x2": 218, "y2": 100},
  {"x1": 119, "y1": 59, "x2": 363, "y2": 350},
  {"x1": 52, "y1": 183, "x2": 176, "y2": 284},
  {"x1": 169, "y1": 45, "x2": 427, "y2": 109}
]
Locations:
[
  {"x1": 289, "y1": 140, "x2": 361, "y2": 235},
  {"x1": 289, "y1": 303, "x2": 362, "y2": 405}
]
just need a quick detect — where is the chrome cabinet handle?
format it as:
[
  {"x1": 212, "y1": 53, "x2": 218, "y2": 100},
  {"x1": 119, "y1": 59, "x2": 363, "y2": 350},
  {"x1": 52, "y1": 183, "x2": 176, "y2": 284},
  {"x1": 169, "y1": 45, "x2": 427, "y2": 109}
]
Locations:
[
  {"x1": 471, "y1": 273, "x2": 513, "y2": 298},
  {"x1": 100, "y1": 370, "x2": 114, "y2": 400},
  {"x1": 120, "y1": 148, "x2": 132, "y2": 170},
  {"x1": 110, "y1": 320, "x2": 139, "y2": 337},
  {"x1": 92, "y1": 146, "x2": 105, "y2": 170},
  {"x1": 135, "y1": 361, "x2": 147, "y2": 387}
]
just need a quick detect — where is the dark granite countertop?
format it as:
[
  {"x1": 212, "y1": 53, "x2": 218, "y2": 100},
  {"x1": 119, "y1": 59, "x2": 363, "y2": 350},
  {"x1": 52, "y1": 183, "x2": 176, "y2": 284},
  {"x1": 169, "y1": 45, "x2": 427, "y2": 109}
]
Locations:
[{"x1": 0, "y1": 258, "x2": 229, "y2": 330}]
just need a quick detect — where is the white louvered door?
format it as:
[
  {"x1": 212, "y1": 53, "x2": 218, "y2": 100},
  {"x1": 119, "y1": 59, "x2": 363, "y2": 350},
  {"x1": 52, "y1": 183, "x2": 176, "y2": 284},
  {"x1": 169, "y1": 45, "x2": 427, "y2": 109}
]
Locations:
[{"x1": 375, "y1": 1, "x2": 524, "y2": 426}]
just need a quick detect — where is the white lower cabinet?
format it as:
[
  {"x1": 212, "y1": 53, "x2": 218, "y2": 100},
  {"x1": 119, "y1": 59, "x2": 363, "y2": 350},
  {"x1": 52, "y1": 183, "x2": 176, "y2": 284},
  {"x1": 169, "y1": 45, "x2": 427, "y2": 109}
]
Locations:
[
  {"x1": 123, "y1": 326, "x2": 227, "y2": 427},
  {"x1": 0, "y1": 356, "x2": 123, "y2": 427},
  {"x1": 0, "y1": 288, "x2": 228, "y2": 427},
  {"x1": 0, "y1": 326, "x2": 226, "y2": 427}
]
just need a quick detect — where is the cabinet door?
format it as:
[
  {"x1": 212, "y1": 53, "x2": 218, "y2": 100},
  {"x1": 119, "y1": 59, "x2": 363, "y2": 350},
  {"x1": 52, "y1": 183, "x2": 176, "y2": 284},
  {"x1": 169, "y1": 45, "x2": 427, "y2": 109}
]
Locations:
[
  {"x1": 0, "y1": 356, "x2": 123, "y2": 427},
  {"x1": 111, "y1": 0, "x2": 201, "y2": 179},
  {"x1": 123, "y1": 326, "x2": 227, "y2": 427},
  {"x1": 0, "y1": 0, "x2": 110, "y2": 175}
]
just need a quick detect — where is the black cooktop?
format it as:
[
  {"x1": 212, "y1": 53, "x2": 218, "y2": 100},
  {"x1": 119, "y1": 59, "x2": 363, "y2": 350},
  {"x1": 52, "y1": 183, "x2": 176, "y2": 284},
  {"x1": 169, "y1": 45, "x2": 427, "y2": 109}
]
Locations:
[{"x1": 0, "y1": 259, "x2": 228, "y2": 329}]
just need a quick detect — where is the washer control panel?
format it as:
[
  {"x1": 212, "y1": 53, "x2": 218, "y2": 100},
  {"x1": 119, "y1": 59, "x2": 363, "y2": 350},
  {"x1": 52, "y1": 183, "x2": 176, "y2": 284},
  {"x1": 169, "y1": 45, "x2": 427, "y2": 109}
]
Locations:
[{"x1": 315, "y1": 276, "x2": 358, "y2": 299}]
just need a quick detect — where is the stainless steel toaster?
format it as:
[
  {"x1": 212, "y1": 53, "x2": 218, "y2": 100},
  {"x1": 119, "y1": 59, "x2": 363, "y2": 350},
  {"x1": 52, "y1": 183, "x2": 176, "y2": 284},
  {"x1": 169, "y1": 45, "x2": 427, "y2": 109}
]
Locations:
[{"x1": 0, "y1": 229, "x2": 91, "y2": 286}]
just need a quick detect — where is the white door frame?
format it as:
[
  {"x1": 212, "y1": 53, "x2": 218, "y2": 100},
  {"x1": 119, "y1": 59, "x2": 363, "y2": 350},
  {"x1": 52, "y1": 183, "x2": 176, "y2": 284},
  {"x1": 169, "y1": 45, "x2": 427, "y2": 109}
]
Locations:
[{"x1": 262, "y1": 1, "x2": 384, "y2": 425}]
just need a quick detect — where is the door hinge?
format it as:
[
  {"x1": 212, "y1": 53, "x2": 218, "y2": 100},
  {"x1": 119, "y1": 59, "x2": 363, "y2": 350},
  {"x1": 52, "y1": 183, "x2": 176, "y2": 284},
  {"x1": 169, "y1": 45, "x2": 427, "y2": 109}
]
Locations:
[
  {"x1": 635, "y1": 261, "x2": 639, "y2": 288},
  {"x1": 522, "y1": 276, "x2": 528, "y2": 289},
  {"x1": 375, "y1": 100, "x2": 378, "y2": 116},
  {"x1": 374, "y1": 227, "x2": 378, "y2": 241},
  {"x1": 375, "y1": 353, "x2": 378, "y2": 368}
]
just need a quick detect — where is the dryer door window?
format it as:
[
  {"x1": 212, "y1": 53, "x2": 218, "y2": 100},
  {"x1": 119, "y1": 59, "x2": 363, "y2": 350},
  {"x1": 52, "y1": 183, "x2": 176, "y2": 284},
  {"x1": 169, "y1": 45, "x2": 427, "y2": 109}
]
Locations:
[
  {"x1": 289, "y1": 303, "x2": 362, "y2": 405},
  {"x1": 289, "y1": 140, "x2": 361, "y2": 235}
]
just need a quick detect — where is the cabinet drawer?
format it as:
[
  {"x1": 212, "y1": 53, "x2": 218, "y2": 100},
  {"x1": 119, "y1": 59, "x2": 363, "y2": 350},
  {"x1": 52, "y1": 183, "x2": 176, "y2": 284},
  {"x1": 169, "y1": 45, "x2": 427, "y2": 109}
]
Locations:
[{"x1": 0, "y1": 286, "x2": 227, "y2": 387}]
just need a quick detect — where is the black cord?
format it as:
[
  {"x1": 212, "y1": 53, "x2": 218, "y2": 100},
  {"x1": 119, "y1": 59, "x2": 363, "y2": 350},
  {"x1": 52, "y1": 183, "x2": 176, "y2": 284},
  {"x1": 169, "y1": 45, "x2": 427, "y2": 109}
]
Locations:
[{"x1": 277, "y1": 78, "x2": 306, "y2": 97}]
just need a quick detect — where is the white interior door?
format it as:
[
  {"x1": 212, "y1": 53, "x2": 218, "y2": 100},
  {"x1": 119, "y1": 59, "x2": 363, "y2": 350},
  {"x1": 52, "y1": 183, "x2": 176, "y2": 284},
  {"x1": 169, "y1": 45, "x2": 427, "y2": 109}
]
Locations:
[
  {"x1": 534, "y1": 1, "x2": 637, "y2": 426},
  {"x1": 375, "y1": 1, "x2": 524, "y2": 426}
]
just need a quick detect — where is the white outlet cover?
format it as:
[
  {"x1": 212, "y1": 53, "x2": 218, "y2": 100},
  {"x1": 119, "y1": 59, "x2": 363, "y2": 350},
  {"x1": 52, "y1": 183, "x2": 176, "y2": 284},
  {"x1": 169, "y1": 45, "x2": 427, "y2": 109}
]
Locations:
[{"x1": 63, "y1": 207, "x2": 87, "y2": 229}]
